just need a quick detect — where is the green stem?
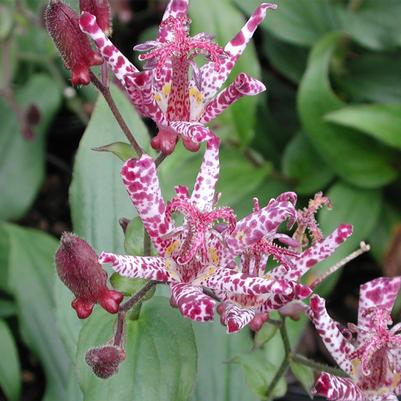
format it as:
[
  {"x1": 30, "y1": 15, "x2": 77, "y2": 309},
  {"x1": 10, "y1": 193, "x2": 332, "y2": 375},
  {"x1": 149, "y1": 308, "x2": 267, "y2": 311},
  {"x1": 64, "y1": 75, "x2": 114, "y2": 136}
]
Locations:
[{"x1": 291, "y1": 354, "x2": 349, "y2": 378}]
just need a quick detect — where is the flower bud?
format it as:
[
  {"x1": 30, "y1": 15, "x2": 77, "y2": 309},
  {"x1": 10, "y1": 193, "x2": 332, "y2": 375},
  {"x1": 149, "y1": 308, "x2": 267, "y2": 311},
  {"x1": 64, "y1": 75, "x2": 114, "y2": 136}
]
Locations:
[
  {"x1": 85, "y1": 345, "x2": 125, "y2": 379},
  {"x1": 55, "y1": 232, "x2": 123, "y2": 318},
  {"x1": 279, "y1": 300, "x2": 308, "y2": 321},
  {"x1": 79, "y1": 0, "x2": 112, "y2": 35},
  {"x1": 45, "y1": 0, "x2": 103, "y2": 86},
  {"x1": 249, "y1": 313, "x2": 268, "y2": 332}
]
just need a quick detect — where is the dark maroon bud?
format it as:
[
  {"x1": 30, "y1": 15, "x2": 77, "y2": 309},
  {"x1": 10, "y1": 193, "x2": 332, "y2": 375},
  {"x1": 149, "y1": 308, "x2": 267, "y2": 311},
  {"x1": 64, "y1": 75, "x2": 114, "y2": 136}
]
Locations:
[
  {"x1": 79, "y1": 0, "x2": 112, "y2": 35},
  {"x1": 55, "y1": 232, "x2": 124, "y2": 319},
  {"x1": 216, "y1": 303, "x2": 225, "y2": 315},
  {"x1": 45, "y1": 0, "x2": 103, "y2": 86},
  {"x1": 85, "y1": 345, "x2": 125, "y2": 379},
  {"x1": 118, "y1": 217, "x2": 130, "y2": 233},
  {"x1": 279, "y1": 301, "x2": 308, "y2": 321},
  {"x1": 249, "y1": 313, "x2": 268, "y2": 332},
  {"x1": 25, "y1": 104, "x2": 41, "y2": 126}
]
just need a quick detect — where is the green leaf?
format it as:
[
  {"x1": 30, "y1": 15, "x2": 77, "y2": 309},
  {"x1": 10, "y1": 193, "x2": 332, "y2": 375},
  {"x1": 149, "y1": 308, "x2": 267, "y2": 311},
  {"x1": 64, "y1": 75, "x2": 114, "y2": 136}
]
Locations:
[
  {"x1": 69, "y1": 84, "x2": 150, "y2": 254},
  {"x1": 110, "y1": 274, "x2": 154, "y2": 299},
  {"x1": 253, "y1": 322, "x2": 277, "y2": 349},
  {"x1": 343, "y1": 0, "x2": 401, "y2": 50},
  {"x1": 0, "y1": 74, "x2": 61, "y2": 221},
  {"x1": 336, "y1": 53, "x2": 401, "y2": 104},
  {"x1": 77, "y1": 297, "x2": 197, "y2": 401},
  {"x1": 190, "y1": 0, "x2": 261, "y2": 146},
  {"x1": 124, "y1": 217, "x2": 145, "y2": 256},
  {"x1": 191, "y1": 321, "x2": 258, "y2": 401},
  {"x1": 0, "y1": 319, "x2": 20, "y2": 401},
  {"x1": 298, "y1": 33, "x2": 397, "y2": 188},
  {"x1": 93, "y1": 142, "x2": 136, "y2": 162},
  {"x1": 235, "y1": 0, "x2": 343, "y2": 47},
  {"x1": 262, "y1": 31, "x2": 308, "y2": 84},
  {"x1": 325, "y1": 104, "x2": 401, "y2": 151},
  {"x1": 0, "y1": 3, "x2": 14, "y2": 40},
  {"x1": 0, "y1": 224, "x2": 10, "y2": 293},
  {"x1": 236, "y1": 349, "x2": 286, "y2": 399},
  {"x1": 5, "y1": 225, "x2": 70, "y2": 401},
  {"x1": 282, "y1": 132, "x2": 334, "y2": 195},
  {"x1": 0, "y1": 299, "x2": 17, "y2": 318},
  {"x1": 304, "y1": 181, "x2": 382, "y2": 296},
  {"x1": 290, "y1": 361, "x2": 314, "y2": 396}
]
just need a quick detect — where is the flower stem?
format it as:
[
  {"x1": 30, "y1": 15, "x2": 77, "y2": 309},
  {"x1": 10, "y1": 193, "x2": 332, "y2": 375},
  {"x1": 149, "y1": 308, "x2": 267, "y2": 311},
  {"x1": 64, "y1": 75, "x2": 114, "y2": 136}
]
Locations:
[
  {"x1": 89, "y1": 71, "x2": 143, "y2": 156},
  {"x1": 291, "y1": 353, "x2": 349, "y2": 377},
  {"x1": 265, "y1": 316, "x2": 291, "y2": 399}
]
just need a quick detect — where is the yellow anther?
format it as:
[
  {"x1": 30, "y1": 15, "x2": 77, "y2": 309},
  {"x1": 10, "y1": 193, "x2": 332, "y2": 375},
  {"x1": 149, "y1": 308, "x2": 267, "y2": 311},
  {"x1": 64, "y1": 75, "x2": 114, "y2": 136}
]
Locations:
[
  {"x1": 189, "y1": 87, "x2": 203, "y2": 104},
  {"x1": 351, "y1": 358, "x2": 361, "y2": 376},
  {"x1": 263, "y1": 274, "x2": 273, "y2": 281},
  {"x1": 208, "y1": 247, "x2": 219, "y2": 265},
  {"x1": 154, "y1": 93, "x2": 162, "y2": 102},
  {"x1": 162, "y1": 83, "x2": 171, "y2": 96},
  {"x1": 165, "y1": 239, "x2": 180, "y2": 257}
]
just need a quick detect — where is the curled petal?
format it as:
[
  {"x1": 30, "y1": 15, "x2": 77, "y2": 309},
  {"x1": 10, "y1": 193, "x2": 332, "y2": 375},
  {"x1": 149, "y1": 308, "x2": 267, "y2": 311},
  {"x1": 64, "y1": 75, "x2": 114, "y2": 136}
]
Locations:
[
  {"x1": 195, "y1": 267, "x2": 292, "y2": 296},
  {"x1": 313, "y1": 373, "x2": 364, "y2": 401},
  {"x1": 358, "y1": 277, "x2": 401, "y2": 339},
  {"x1": 222, "y1": 303, "x2": 256, "y2": 334},
  {"x1": 196, "y1": 3, "x2": 277, "y2": 101},
  {"x1": 200, "y1": 73, "x2": 266, "y2": 124},
  {"x1": 225, "y1": 195, "x2": 297, "y2": 257},
  {"x1": 99, "y1": 253, "x2": 174, "y2": 282},
  {"x1": 159, "y1": 0, "x2": 189, "y2": 42},
  {"x1": 170, "y1": 282, "x2": 215, "y2": 321},
  {"x1": 191, "y1": 136, "x2": 221, "y2": 211},
  {"x1": 121, "y1": 154, "x2": 174, "y2": 253},
  {"x1": 169, "y1": 121, "x2": 215, "y2": 145},
  {"x1": 270, "y1": 224, "x2": 353, "y2": 281},
  {"x1": 308, "y1": 295, "x2": 355, "y2": 374}
]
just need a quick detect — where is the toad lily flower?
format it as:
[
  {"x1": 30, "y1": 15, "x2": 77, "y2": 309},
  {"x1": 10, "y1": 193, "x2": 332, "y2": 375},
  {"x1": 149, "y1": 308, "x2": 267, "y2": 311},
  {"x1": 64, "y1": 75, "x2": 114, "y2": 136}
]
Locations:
[
  {"x1": 308, "y1": 277, "x2": 401, "y2": 401},
  {"x1": 79, "y1": 0, "x2": 274, "y2": 154},
  {"x1": 99, "y1": 137, "x2": 306, "y2": 324},
  {"x1": 216, "y1": 193, "x2": 353, "y2": 333}
]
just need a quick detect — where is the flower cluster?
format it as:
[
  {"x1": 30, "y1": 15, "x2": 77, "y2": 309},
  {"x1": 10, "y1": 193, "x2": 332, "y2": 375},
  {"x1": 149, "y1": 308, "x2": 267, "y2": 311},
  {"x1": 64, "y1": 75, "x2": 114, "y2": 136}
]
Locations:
[{"x1": 48, "y1": 0, "x2": 401, "y2": 397}]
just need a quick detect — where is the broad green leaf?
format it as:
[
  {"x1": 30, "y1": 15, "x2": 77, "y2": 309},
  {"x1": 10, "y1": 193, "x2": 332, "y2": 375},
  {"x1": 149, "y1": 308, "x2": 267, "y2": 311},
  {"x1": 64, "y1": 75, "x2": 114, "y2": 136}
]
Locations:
[
  {"x1": 0, "y1": 224, "x2": 10, "y2": 293},
  {"x1": 282, "y1": 132, "x2": 334, "y2": 195},
  {"x1": 191, "y1": 320, "x2": 258, "y2": 401},
  {"x1": 110, "y1": 274, "x2": 154, "y2": 298},
  {"x1": 253, "y1": 322, "x2": 277, "y2": 350},
  {"x1": 235, "y1": 0, "x2": 343, "y2": 47},
  {"x1": 69, "y1": 84, "x2": 150, "y2": 254},
  {"x1": 0, "y1": 299, "x2": 16, "y2": 318},
  {"x1": 0, "y1": 319, "x2": 20, "y2": 401},
  {"x1": 342, "y1": 0, "x2": 401, "y2": 50},
  {"x1": 236, "y1": 349, "x2": 286, "y2": 399},
  {"x1": 298, "y1": 33, "x2": 397, "y2": 188},
  {"x1": 124, "y1": 217, "x2": 145, "y2": 256},
  {"x1": 5, "y1": 225, "x2": 70, "y2": 401},
  {"x1": 0, "y1": 74, "x2": 61, "y2": 221},
  {"x1": 190, "y1": 0, "x2": 261, "y2": 146},
  {"x1": 304, "y1": 181, "x2": 382, "y2": 296},
  {"x1": 77, "y1": 297, "x2": 197, "y2": 401},
  {"x1": 290, "y1": 361, "x2": 314, "y2": 396},
  {"x1": 325, "y1": 104, "x2": 401, "y2": 151},
  {"x1": 336, "y1": 53, "x2": 401, "y2": 104},
  {"x1": 262, "y1": 31, "x2": 308, "y2": 84}
]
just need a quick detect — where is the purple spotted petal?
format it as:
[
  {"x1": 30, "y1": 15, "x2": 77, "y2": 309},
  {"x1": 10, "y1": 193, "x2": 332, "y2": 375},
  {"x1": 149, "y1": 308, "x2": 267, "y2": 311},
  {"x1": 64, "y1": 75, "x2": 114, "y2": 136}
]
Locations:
[
  {"x1": 225, "y1": 193, "x2": 297, "y2": 257},
  {"x1": 270, "y1": 224, "x2": 353, "y2": 281},
  {"x1": 99, "y1": 252, "x2": 172, "y2": 282},
  {"x1": 170, "y1": 282, "x2": 215, "y2": 321},
  {"x1": 159, "y1": 0, "x2": 189, "y2": 42},
  {"x1": 190, "y1": 136, "x2": 220, "y2": 211},
  {"x1": 222, "y1": 303, "x2": 256, "y2": 334},
  {"x1": 169, "y1": 121, "x2": 215, "y2": 144},
  {"x1": 195, "y1": 3, "x2": 276, "y2": 101},
  {"x1": 121, "y1": 154, "x2": 174, "y2": 253},
  {"x1": 358, "y1": 277, "x2": 401, "y2": 337},
  {"x1": 313, "y1": 372, "x2": 364, "y2": 401},
  {"x1": 308, "y1": 295, "x2": 355, "y2": 374},
  {"x1": 200, "y1": 73, "x2": 265, "y2": 123}
]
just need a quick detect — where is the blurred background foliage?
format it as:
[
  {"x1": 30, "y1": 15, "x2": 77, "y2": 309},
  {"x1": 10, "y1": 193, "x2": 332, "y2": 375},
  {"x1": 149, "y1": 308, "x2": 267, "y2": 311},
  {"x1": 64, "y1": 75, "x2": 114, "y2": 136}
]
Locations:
[{"x1": 1, "y1": 0, "x2": 401, "y2": 400}]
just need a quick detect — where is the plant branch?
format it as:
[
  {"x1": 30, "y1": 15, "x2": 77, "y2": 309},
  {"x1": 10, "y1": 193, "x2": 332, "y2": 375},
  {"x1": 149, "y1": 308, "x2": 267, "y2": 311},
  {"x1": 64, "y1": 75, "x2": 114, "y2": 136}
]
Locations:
[
  {"x1": 90, "y1": 71, "x2": 143, "y2": 156},
  {"x1": 291, "y1": 354, "x2": 349, "y2": 378}
]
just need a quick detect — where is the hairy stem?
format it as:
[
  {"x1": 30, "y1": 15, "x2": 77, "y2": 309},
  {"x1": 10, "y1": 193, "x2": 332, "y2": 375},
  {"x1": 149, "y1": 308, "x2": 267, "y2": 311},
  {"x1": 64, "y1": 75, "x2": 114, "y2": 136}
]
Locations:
[
  {"x1": 291, "y1": 353, "x2": 349, "y2": 378},
  {"x1": 90, "y1": 72, "x2": 143, "y2": 156}
]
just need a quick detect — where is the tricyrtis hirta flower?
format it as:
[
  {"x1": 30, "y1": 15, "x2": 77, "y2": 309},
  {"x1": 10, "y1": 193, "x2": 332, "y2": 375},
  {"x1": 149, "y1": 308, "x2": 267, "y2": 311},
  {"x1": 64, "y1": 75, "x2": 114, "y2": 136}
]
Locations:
[
  {"x1": 99, "y1": 137, "x2": 308, "y2": 325},
  {"x1": 79, "y1": 0, "x2": 274, "y2": 154},
  {"x1": 308, "y1": 277, "x2": 401, "y2": 401},
  {"x1": 45, "y1": 0, "x2": 103, "y2": 86},
  {"x1": 216, "y1": 193, "x2": 352, "y2": 333},
  {"x1": 55, "y1": 233, "x2": 123, "y2": 318}
]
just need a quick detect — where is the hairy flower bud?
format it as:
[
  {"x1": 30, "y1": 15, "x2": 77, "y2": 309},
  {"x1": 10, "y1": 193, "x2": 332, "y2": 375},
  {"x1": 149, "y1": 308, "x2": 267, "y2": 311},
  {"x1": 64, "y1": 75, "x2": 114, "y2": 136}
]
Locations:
[
  {"x1": 55, "y1": 232, "x2": 123, "y2": 318},
  {"x1": 79, "y1": 0, "x2": 112, "y2": 35},
  {"x1": 45, "y1": 0, "x2": 103, "y2": 85},
  {"x1": 249, "y1": 313, "x2": 268, "y2": 332},
  {"x1": 85, "y1": 345, "x2": 125, "y2": 379}
]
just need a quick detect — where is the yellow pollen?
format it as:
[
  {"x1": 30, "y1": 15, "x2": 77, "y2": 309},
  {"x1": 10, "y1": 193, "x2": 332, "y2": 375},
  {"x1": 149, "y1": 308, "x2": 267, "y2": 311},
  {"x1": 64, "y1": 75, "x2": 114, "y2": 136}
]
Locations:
[
  {"x1": 351, "y1": 358, "x2": 361, "y2": 376},
  {"x1": 165, "y1": 239, "x2": 180, "y2": 257},
  {"x1": 162, "y1": 83, "x2": 171, "y2": 97},
  {"x1": 263, "y1": 274, "x2": 273, "y2": 280},
  {"x1": 209, "y1": 247, "x2": 219, "y2": 265},
  {"x1": 154, "y1": 93, "x2": 162, "y2": 102},
  {"x1": 189, "y1": 87, "x2": 203, "y2": 104}
]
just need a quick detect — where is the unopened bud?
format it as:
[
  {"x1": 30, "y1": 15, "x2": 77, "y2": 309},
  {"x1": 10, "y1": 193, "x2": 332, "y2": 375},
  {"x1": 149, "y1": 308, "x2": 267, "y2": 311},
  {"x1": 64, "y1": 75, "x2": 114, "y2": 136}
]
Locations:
[
  {"x1": 55, "y1": 232, "x2": 123, "y2": 318},
  {"x1": 85, "y1": 345, "x2": 125, "y2": 379},
  {"x1": 45, "y1": 0, "x2": 103, "y2": 85},
  {"x1": 79, "y1": 0, "x2": 112, "y2": 35},
  {"x1": 279, "y1": 301, "x2": 308, "y2": 321},
  {"x1": 249, "y1": 313, "x2": 268, "y2": 332}
]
